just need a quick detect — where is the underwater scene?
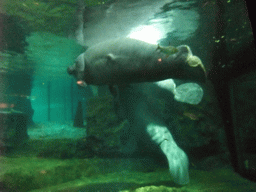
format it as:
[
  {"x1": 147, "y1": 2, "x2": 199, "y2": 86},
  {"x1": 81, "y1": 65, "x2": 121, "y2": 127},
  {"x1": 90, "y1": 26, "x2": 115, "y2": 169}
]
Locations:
[{"x1": 0, "y1": 0, "x2": 256, "y2": 191}]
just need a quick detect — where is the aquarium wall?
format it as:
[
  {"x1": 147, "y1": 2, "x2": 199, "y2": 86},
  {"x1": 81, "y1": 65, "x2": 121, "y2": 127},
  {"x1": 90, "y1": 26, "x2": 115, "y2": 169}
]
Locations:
[
  {"x1": 31, "y1": 79, "x2": 75, "y2": 123},
  {"x1": 1, "y1": 0, "x2": 256, "y2": 191},
  {"x1": 31, "y1": 77, "x2": 93, "y2": 123},
  {"x1": 229, "y1": 70, "x2": 256, "y2": 181},
  {"x1": 206, "y1": 0, "x2": 256, "y2": 182}
]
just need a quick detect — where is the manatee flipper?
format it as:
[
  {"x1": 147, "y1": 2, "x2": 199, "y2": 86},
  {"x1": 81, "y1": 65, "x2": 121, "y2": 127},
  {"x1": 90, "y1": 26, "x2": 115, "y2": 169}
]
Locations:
[
  {"x1": 106, "y1": 53, "x2": 116, "y2": 60},
  {"x1": 106, "y1": 53, "x2": 130, "y2": 67}
]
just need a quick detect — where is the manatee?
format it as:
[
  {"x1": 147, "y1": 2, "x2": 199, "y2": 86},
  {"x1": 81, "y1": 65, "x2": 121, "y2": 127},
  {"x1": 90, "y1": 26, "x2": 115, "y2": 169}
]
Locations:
[
  {"x1": 67, "y1": 37, "x2": 206, "y2": 87},
  {"x1": 67, "y1": 37, "x2": 206, "y2": 185}
]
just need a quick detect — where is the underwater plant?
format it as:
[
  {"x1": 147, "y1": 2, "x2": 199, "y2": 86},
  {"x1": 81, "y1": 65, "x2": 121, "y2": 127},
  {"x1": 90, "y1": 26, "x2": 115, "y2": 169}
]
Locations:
[{"x1": 3, "y1": 0, "x2": 109, "y2": 36}]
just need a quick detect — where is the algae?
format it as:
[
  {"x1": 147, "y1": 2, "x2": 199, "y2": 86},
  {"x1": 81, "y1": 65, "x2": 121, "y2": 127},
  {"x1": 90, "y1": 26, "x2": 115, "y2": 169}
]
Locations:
[{"x1": 1, "y1": 147, "x2": 256, "y2": 191}]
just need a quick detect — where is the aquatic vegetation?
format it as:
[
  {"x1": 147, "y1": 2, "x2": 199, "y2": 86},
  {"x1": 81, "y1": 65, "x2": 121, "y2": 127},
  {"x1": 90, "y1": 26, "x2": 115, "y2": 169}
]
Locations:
[
  {"x1": 36, "y1": 139, "x2": 77, "y2": 159},
  {"x1": 0, "y1": 14, "x2": 28, "y2": 54},
  {"x1": 3, "y1": 0, "x2": 73, "y2": 35},
  {"x1": 1, "y1": 155, "x2": 254, "y2": 191},
  {"x1": 3, "y1": 0, "x2": 109, "y2": 35},
  {"x1": 1, "y1": 158, "x2": 88, "y2": 192}
]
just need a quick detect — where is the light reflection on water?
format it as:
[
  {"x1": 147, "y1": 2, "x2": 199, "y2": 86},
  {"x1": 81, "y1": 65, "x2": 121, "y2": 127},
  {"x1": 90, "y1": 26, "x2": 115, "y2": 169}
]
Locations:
[{"x1": 1, "y1": 1, "x2": 199, "y2": 81}]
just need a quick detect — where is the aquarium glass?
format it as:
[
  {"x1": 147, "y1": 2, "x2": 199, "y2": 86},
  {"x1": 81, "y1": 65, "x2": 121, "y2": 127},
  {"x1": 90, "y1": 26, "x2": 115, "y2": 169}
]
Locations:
[{"x1": 0, "y1": 0, "x2": 255, "y2": 191}]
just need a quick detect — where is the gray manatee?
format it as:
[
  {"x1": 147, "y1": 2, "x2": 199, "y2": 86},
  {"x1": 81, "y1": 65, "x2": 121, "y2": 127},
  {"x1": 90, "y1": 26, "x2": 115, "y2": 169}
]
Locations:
[
  {"x1": 68, "y1": 38, "x2": 206, "y2": 185},
  {"x1": 67, "y1": 37, "x2": 206, "y2": 86},
  {"x1": 116, "y1": 82, "x2": 190, "y2": 185}
]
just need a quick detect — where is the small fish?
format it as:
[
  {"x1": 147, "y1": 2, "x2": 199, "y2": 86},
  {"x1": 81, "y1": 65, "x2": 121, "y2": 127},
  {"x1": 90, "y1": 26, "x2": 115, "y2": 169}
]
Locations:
[
  {"x1": 156, "y1": 44, "x2": 179, "y2": 57},
  {"x1": 77, "y1": 80, "x2": 87, "y2": 87}
]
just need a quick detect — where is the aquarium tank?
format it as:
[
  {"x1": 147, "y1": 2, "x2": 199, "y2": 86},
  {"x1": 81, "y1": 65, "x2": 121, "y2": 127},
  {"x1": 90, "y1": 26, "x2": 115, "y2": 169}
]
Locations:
[{"x1": 0, "y1": 0, "x2": 255, "y2": 191}]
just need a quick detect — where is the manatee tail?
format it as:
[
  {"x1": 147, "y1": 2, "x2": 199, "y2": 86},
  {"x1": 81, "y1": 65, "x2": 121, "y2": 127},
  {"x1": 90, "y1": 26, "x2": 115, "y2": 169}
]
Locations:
[
  {"x1": 147, "y1": 124, "x2": 189, "y2": 185},
  {"x1": 161, "y1": 139, "x2": 189, "y2": 185}
]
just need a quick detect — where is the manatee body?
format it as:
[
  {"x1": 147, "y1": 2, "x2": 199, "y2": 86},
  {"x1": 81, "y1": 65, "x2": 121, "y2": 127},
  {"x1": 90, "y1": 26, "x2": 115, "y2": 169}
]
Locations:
[{"x1": 68, "y1": 38, "x2": 206, "y2": 86}]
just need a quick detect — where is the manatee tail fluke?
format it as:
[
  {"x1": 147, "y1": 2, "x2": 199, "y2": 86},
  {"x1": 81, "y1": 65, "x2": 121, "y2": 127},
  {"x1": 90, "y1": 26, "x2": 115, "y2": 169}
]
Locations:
[
  {"x1": 165, "y1": 144, "x2": 190, "y2": 185},
  {"x1": 146, "y1": 123, "x2": 189, "y2": 185}
]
